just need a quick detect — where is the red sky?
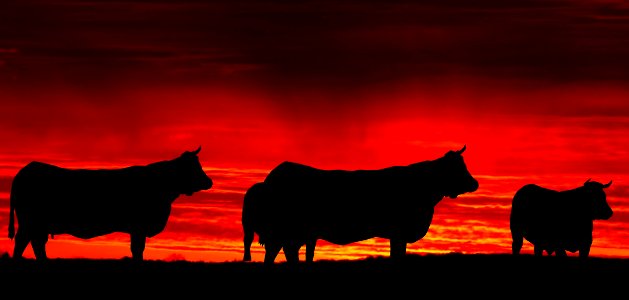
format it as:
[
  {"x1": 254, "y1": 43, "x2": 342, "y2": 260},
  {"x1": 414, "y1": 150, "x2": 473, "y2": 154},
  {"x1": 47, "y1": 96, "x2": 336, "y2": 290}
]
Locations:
[{"x1": 1, "y1": 0, "x2": 629, "y2": 262}]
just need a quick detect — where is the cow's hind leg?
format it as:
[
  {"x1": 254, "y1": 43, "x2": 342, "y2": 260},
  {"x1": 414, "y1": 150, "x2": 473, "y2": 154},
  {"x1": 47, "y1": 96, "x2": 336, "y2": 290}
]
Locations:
[
  {"x1": 283, "y1": 240, "x2": 301, "y2": 265},
  {"x1": 12, "y1": 227, "x2": 30, "y2": 259},
  {"x1": 390, "y1": 239, "x2": 407, "y2": 260},
  {"x1": 510, "y1": 227, "x2": 523, "y2": 255},
  {"x1": 130, "y1": 233, "x2": 146, "y2": 261},
  {"x1": 241, "y1": 186, "x2": 257, "y2": 262},
  {"x1": 31, "y1": 232, "x2": 49, "y2": 261},
  {"x1": 305, "y1": 239, "x2": 316, "y2": 263},
  {"x1": 579, "y1": 245, "x2": 591, "y2": 259},
  {"x1": 243, "y1": 225, "x2": 254, "y2": 261},
  {"x1": 242, "y1": 221, "x2": 255, "y2": 261},
  {"x1": 533, "y1": 245, "x2": 544, "y2": 257},
  {"x1": 263, "y1": 241, "x2": 282, "y2": 266},
  {"x1": 555, "y1": 249, "x2": 567, "y2": 257}
]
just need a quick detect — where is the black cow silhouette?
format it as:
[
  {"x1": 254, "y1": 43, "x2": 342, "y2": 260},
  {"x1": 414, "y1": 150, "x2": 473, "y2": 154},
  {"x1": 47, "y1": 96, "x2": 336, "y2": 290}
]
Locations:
[
  {"x1": 242, "y1": 145, "x2": 479, "y2": 264},
  {"x1": 8, "y1": 147, "x2": 213, "y2": 261},
  {"x1": 510, "y1": 179, "x2": 613, "y2": 258}
]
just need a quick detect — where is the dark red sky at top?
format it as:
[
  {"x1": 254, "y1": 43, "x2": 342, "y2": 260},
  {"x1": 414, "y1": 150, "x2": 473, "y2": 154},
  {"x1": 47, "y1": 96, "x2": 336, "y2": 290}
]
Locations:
[{"x1": 1, "y1": 0, "x2": 629, "y2": 261}]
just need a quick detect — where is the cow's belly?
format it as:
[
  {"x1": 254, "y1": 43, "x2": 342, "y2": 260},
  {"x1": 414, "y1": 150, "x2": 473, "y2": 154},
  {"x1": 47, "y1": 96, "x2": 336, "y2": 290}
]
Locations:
[
  {"x1": 46, "y1": 202, "x2": 171, "y2": 238},
  {"x1": 50, "y1": 214, "x2": 129, "y2": 239},
  {"x1": 323, "y1": 232, "x2": 377, "y2": 245},
  {"x1": 524, "y1": 228, "x2": 590, "y2": 252},
  {"x1": 313, "y1": 206, "x2": 434, "y2": 244},
  {"x1": 64, "y1": 228, "x2": 117, "y2": 239}
]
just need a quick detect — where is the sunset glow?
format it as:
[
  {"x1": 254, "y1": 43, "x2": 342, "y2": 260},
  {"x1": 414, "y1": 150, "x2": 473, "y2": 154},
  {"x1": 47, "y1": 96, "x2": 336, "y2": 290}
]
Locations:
[{"x1": 1, "y1": 0, "x2": 629, "y2": 262}]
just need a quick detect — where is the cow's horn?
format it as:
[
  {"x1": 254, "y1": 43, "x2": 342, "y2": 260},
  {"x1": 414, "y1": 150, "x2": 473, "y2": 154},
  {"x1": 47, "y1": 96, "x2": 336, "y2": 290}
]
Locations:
[
  {"x1": 584, "y1": 178, "x2": 592, "y2": 185},
  {"x1": 456, "y1": 145, "x2": 466, "y2": 154},
  {"x1": 603, "y1": 180, "x2": 612, "y2": 188},
  {"x1": 191, "y1": 146, "x2": 202, "y2": 155}
]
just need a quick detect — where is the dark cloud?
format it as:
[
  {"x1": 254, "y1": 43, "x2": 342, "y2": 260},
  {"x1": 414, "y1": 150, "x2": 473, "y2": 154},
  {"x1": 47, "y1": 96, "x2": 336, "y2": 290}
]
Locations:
[
  {"x1": 3, "y1": 0, "x2": 629, "y2": 90},
  {"x1": 3, "y1": 0, "x2": 629, "y2": 132}
]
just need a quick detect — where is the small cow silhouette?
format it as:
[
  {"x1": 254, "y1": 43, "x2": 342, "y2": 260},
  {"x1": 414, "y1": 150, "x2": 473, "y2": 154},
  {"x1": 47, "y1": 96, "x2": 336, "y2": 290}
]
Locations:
[{"x1": 510, "y1": 179, "x2": 613, "y2": 258}]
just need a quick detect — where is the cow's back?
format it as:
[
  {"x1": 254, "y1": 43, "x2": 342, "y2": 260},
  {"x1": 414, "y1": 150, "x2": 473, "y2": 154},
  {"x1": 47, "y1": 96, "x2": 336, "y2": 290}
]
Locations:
[
  {"x1": 512, "y1": 184, "x2": 562, "y2": 224},
  {"x1": 512, "y1": 183, "x2": 559, "y2": 209},
  {"x1": 264, "y1": 162, "x2": 409, "y2": 213},
  {"x1": 12, "y1": 162, "x2": 68, "y2": 203},
  {"x1": 13, "y1": 162, "x2": 143, "y2": 205},
  {"x1": 266, "y1": 161, "x2": 407, "y2": 194}
]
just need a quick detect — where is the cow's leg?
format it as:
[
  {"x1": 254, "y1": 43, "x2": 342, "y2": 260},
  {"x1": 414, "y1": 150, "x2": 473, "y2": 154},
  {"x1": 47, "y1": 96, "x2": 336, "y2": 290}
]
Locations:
[
  {"x1": 263, "y1": 241, "x2": 282, "y2": 266},
  {"x1": 12, "y1": 227, "x2": 30, "y2": 259},
  {"x1": 130, "y1": 233, "x2": 146, "y2": 261},
  {"x1": 555, "y1": 249, "x2": 567, "y2": 257},
  {"x1": 533, "y1": 245, "x2": 544, "y2": 256},
  {"x1": 31, "y1": 232, "x2": 49, "y2": 261},
  {"x1": 510, "y1": 228, "x2": 523, "y2": 255},
  {"x1": 390, "y1": 239, "x2": 406, "y2": 259},
  {"x1": 579, "y1": 245, "x2": 591, "y2": 259},
  {"x1": 305, "y1": 239, "x2": 316, "y2": 263},
  {"x1": 243, "y1": 227, "x2": 254, "y2": 262},
  {"x1": 283, "y1": 240, "x2": 301, "y2": 265}
]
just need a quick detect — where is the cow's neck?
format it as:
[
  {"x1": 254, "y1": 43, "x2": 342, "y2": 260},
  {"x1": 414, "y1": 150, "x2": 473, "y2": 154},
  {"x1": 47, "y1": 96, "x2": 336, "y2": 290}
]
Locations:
[
  {"x1": 144, "y1": 159, "x2": 185, "y2": 202},
  {"x1": 407, "y1": 161, "x2": 452, "y2": 206}
]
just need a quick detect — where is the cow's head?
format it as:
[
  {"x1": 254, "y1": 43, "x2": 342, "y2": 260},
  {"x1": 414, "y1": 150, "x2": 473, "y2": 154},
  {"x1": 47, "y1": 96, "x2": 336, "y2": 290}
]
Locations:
[
  {"x1": 434, "y1": 145, "x2": 479, "y2": 199},
  {"x1": 172, "y1": 146, "x2": 213, "y2": 196},
  {"x1": 583, "y1": 178, "x2": 613, "y2": 220}
]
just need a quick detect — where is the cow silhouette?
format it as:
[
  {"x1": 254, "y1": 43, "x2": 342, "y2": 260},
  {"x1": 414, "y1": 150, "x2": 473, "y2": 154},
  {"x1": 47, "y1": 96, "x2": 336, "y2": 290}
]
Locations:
[
  {"x1": 242, "y1": 145, "x2": 479, "y2": 264},
  {"x1": 8, "y1": 147, "x2": 213, "y2": 261},
  {"x1": 510, "y1": 179, "x2": 613, "y2": 258}
]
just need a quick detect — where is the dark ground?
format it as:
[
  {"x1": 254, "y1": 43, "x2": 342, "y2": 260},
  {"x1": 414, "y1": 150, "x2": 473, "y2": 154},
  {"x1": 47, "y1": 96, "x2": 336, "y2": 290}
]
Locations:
[{"x1": 1, "y1": 253, "x2": 627, "y2": 297}]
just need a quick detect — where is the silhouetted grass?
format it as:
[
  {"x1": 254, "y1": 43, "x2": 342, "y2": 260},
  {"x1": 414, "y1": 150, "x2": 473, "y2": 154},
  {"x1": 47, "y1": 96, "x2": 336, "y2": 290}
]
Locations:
[{"x1": 1, "y1": 253, "x2": 626, "y2": 296}]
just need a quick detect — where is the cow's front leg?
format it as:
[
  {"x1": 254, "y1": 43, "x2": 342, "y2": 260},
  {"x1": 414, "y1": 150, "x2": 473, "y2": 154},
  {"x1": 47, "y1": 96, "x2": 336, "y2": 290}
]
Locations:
[
  {"x1": 555, "y1": 249, "x2": 567, "y2": 257},
  {"x1": 12, "y1": 227, "x2": 31, "y2": 260},
  {"x1": 305, "y1": 239, "x2": 317, "y2": 263},
  {"x1": 390, "y1": 239, "x2": 406, "y2": 259},
  {"x1": 533, "y1": 245, "x2": 544, "y2": 256},
  {"x1": 283, "y1": 240, "x2": 301, "y2": 264},
  {"x1": 130, "y1": 233, "x2": 146, "y2": 261},
  {"x1": 31, "y1": 232, "x2": 49, "y2": 261},
  {"x1": 579, "y1": 244, "x2": 591, "y2": 259}
]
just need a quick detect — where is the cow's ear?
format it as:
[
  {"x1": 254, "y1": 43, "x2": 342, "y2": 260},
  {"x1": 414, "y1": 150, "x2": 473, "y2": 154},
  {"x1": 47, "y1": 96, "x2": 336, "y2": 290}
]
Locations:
[
  {"x1": 190, "y1": 146, "x2": 201, "y2": 155},
  {"x1": 455, "y1": 145, "x2": 466, "y2": 155},
  {"x1": 446, "y1": 145, "x2": 466, "y2": 157},
  {"x1": 603, "y1": 180, "x2": 612, "y2": 188}
]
